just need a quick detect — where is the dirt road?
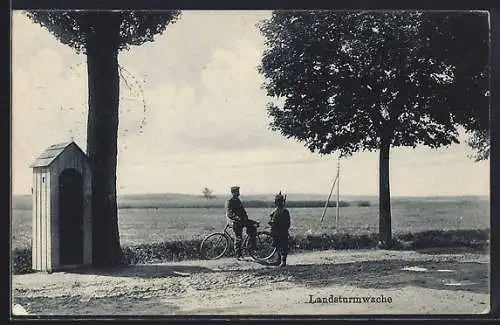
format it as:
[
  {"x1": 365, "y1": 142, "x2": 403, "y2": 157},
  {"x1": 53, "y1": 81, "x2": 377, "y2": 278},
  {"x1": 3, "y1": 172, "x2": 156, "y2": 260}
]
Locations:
[{"x1": 12, "y1": 248, "x2": 490, "y2": 316}]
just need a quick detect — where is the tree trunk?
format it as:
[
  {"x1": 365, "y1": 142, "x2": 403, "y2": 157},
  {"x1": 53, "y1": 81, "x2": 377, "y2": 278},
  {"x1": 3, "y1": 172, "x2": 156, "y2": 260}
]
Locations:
[
  {"x1": 378, "y1": 135, "x2": 392, "y2": 249},
  {"x1": 85, "y1": 12, "x2": 125, "y2": 267}
]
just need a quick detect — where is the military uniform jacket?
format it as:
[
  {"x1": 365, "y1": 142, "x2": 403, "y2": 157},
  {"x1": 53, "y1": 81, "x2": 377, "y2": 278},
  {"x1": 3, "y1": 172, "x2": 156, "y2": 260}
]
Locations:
[
  {"x1": 226, "y1": 197, "x2": 249, "y2": 223},
  {"x1": 269, "y1": 208, "x2": 291, "y2": 234}
]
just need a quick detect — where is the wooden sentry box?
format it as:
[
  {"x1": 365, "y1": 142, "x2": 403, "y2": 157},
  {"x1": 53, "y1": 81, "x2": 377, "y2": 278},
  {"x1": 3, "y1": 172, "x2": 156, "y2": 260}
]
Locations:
[{"x1": 30, "y1": 141, "x2": 92, "y2": 272}]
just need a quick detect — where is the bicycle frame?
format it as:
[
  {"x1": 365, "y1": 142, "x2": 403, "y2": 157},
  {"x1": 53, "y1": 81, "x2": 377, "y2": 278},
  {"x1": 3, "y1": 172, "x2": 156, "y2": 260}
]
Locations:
[
  {"x1": 222, "y1": 223, "x2": 249, "y2": 251},
  {"x1": 223, "y1": 224, "x2": 234, "y2": 239},
  {"x1": 223, "y1": 223, "x2": 263, "y2": 255}
]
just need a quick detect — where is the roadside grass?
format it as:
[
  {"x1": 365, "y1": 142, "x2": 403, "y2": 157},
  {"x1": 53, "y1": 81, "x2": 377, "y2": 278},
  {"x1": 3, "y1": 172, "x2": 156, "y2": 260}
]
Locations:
[{"x1": 12, "y1": 228, "x2": 489, "y2": 275}]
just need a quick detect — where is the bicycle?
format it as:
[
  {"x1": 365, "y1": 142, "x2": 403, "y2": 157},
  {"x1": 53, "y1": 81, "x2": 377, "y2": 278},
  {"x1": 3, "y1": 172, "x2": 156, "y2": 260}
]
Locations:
[{"x1": 200, "y1": 221, "x2": 277, "y2": 261}]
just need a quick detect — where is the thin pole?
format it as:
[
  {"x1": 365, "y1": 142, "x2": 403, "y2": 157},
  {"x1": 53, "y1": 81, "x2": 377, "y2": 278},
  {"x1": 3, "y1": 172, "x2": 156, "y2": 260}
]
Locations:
[
  {"x1": 335, "y1": 158, "x2": 340, "y2": 229},
  {"x1": 320, "y1": 173, "x2": 338, "y2": 224}
]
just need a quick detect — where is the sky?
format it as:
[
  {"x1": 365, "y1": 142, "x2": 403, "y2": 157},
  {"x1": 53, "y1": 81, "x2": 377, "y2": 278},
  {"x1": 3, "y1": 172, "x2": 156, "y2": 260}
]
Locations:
[{"x1": 11, "y1": 10, "x2": 490, "y2": 197}]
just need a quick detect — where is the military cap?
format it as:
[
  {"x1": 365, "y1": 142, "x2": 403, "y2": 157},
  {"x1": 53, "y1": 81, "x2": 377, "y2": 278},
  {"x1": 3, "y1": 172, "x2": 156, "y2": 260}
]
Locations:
[{"x1": 230, "y1": 186, "x2": 240, "y2": 192}]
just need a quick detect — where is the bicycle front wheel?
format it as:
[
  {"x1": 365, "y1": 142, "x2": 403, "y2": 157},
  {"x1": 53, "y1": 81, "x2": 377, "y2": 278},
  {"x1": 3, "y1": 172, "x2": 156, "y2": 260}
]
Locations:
[
  {"x1": 200, "y1": 233, "x2": 229, "y2": 260},
  {"x1": 248, "y1": 231, "x2": 277, "y2": 260}
]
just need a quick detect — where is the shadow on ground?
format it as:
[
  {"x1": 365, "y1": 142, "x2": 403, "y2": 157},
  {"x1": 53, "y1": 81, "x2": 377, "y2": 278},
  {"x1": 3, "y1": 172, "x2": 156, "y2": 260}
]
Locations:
[
  {"x1": 64, "y1": 264, "x2": 214, "y2": 279},
  {"x1": 414, "y1": 246, "x2": 489, "y2": 255},
  {"x1": 245, "y1": 258, "x2": 489, "y2": 294},
  {"x1": 56, "y1": 254, "x2": 489, "y2": 294}
]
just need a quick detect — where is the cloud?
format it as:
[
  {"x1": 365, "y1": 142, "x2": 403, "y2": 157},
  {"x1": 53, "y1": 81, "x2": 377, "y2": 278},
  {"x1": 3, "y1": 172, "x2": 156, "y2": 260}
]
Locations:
[
  {"x1": 118, "y1": 11, "x2": 271, "y2": 88},
  {"x1": 12, "y1": 47, "x2": 88, "y2": 161},
  {"x1": 11, "y1": 11, "x2": 489, "y2": 197},
  {"x1": 122, "y1": 36, "x2": 282, "y2": 162},
  {"x1": 174, "y1": 40, "x2": 277, "y2": 150}
]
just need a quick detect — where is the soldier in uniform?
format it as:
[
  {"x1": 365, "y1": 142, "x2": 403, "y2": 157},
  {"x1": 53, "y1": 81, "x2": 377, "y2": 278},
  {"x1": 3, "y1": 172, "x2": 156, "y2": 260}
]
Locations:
[
  {"x1": 269, "y1": 192, "x2": 291, "y2": 267},
  {"x1": 226, "y1": 186, "x2": 258, "y2": 259}
]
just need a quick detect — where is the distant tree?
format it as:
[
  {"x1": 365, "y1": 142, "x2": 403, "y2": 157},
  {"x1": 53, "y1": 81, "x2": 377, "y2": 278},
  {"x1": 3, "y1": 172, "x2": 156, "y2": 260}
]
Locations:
[
  {"x1": 202, "y1": 187, "x2": 215, "y2": 200},
  {"x1": 259, "y1": 11, "x2": 489, "y2": 248},
  {"x1": 26, "y1": 11, "x2": 181, "y2": 267}
]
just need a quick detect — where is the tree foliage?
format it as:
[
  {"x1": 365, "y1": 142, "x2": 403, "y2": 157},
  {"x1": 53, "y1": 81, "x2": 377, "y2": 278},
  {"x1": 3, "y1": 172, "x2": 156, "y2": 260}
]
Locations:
[
  {"x1": 466, "y1": 129, "x2": 490, "y2": 162},
  {"x1": 258, "y1": 11, "x2": 489, "y2": 157},
  {"x1": 258, "y1": 11, "x2": 489, "y2": 247},
  {"x1": 421, "y1": 12, "x2": 490, "y2": 161},
  {"x1": 425, "y1": 13, "x2": 489, "y2": 130},
  {"x1": 26, "y1": 11, "x2": 181, "y2": 54}
]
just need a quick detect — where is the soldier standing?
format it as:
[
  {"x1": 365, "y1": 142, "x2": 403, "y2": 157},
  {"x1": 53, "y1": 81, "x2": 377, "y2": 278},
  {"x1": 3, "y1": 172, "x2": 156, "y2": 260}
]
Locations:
[
  {"x1": 225, "y1": 186, "x2": 258, "y2": 259},
  {"x1": 269, "y1": 192, "x2": 291, "y2": 267}
]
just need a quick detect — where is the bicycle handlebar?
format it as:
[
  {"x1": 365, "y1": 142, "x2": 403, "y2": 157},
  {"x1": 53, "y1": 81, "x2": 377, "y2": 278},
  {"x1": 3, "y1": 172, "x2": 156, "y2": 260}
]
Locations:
[{"x1": 225, "y1": 219, "x2": 261, "y2": 229}]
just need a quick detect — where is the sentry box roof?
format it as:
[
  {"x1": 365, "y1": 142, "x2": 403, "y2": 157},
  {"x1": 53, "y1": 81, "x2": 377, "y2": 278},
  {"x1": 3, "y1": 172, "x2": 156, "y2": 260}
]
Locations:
[{"x1": 29, "y1": 141, "x2": 88, "y2": 168}]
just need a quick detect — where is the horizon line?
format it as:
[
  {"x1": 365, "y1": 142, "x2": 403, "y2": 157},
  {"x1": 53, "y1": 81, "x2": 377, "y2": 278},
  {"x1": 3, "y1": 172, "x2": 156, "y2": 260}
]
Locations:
[{"x1": 11, "y1": 191, "x2": 490, "y2": 198}]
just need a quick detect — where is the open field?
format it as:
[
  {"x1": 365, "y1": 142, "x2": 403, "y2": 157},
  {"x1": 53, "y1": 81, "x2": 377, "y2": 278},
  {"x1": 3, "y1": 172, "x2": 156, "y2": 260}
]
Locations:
[{"x1": 11, "y1": 194, "x2": 490, "y2": 249}]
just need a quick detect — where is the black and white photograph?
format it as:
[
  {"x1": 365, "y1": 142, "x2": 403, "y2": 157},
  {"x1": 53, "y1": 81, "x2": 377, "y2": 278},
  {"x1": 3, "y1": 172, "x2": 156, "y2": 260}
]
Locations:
[{"x1": 11, "y1": 9, "x2": 490, "y2": 316}]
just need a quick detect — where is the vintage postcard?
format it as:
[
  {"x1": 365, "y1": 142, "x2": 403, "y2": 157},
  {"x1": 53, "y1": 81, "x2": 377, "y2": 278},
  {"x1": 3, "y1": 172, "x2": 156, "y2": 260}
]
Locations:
[{"x1": 11, "y1": 9, "x2": 490, "y2": 317}]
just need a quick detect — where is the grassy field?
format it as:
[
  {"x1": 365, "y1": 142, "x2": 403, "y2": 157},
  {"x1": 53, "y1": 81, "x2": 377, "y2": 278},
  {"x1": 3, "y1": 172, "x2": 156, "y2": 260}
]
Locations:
[{"x1": 11, "y1": 194, "x2": 490, "y2": 249}]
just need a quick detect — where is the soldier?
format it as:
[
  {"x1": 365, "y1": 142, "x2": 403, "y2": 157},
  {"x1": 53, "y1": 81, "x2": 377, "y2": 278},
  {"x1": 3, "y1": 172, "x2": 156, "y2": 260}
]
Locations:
[
  {"x1": 269, "y1": 191, "x2": 291, "y2": 267},
  {"x1": 225, "y1": 186, "x2": 258, "y2": 260}
]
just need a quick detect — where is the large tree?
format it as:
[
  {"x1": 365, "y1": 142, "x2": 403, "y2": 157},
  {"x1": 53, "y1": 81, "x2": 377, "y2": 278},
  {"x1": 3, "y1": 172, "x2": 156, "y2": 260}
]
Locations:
[
  {"x1": 259, "y1": 11, "x2": 489, "y2": 248},
  {"x1": 26, "y1": 11, "x2": 181, "y2": 267}
]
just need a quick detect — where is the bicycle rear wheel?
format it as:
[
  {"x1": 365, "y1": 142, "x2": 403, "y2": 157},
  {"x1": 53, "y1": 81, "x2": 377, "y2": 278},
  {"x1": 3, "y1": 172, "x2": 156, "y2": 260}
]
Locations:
[
  {"x1": 247, "y1": 231, "x2": 277, "y2": 260},
  {"x1": 200, "y1": 233, "x2": 229, "y2": 260}
]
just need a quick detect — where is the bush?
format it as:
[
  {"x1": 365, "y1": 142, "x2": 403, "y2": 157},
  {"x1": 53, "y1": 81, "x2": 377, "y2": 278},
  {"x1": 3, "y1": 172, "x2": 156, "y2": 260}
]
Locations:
[
  {"x1": 399, "y1": 229, "x2": 489, "y2": 249},
  {"x1": 12, "y1": 247, "x2": 33, "y2": 275},
  {"x1": 288, "y1": 232, "x2": 380, "y2": 252},
  {"x1": 123, "y1": 239, "x2": 204, "y2": 264},
  {"x1": 357, "y1": 201, "x2": 371, "y2": 207}
]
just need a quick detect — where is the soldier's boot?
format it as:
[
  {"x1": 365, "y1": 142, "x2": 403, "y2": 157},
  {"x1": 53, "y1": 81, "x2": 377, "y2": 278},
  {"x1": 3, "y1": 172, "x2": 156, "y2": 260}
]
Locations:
[
  {"x1": 249, "y1": 235, "x2": 257, "y2": 254},
  {"x1": 278, "y1": 251, "x2": 287, "y2": 267},
  {"x1": 235, "y1": 237, "x2": 243, "y2": 260}
]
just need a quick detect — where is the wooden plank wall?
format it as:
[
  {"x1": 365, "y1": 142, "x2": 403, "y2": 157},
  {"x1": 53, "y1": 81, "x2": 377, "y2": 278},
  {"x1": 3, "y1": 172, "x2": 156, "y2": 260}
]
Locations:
[
  {"x1": 45, "y1": 170, "x2": 51, "y2": 271},
  {"x1": 32, "y1": 168, "x2": 50, "y2": 271},
  {"x1": 31, "y1": 172, "x2": 37, "y2": 270},
  {"x1": 51, "y1": 168, "x2": 59, "y2": 269}
]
